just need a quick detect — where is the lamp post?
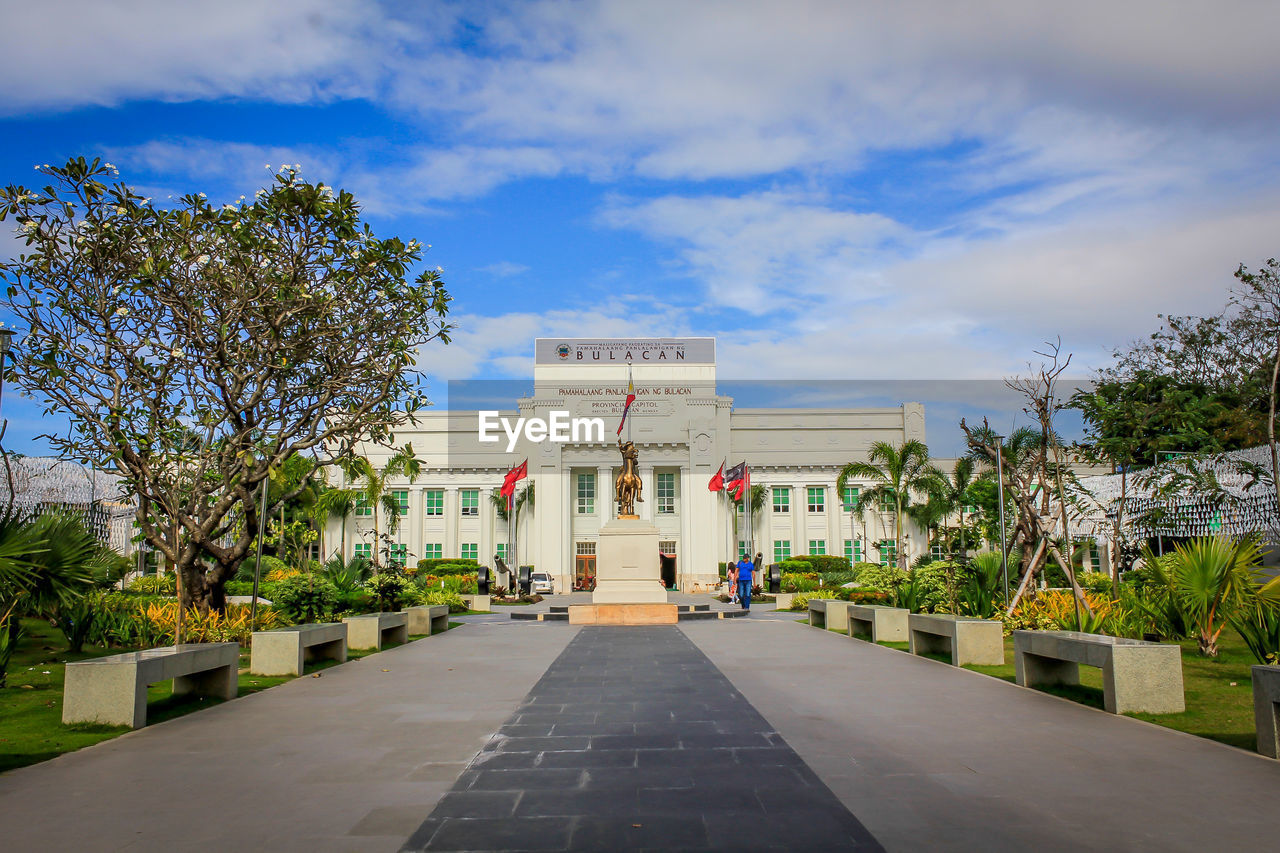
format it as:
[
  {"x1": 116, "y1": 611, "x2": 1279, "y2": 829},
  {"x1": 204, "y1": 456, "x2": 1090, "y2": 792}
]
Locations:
[{"x1": 993, "y1": 434, "x2": 1009, "y2": 606}]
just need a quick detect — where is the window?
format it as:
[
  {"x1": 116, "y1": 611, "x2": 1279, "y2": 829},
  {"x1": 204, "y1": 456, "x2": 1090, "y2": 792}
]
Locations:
[
  {"x1": 845, "y1": 539, "x2": 862, "y2": 563},
  {"x1": 807, "y1": 487, "x2": 825, "y2": 513},
  {"x1": 841, "y1": 486, "x2": 859, "y2": 512},
  {"x1": 354, "y1": 542, "x2": 372, "y2": 559},
  {"x1": 461, "y1": 543, "x2": 478, "y2": 561},
  {"x1": 355, "y1": 497, "x2": 372, "y2": 517},
  {"x1": 808, "y1": 539, "x2": 826, "y2": 555},
  {"x1": 738, "y1": 541, "x2": 749, "y2": 557},
  {"x1": 930, "y1": 543, "x2": 946, "y2": 561},
  {"x1": 962, "y1": 503, "x2": 979, "y2": 516},
  {"x1": 496, "y1": 543, "x2": 508, "y2": 560},
  {"x1": 656, "y1": 472, "x2": 676, "y2": 514},
  {"x1": 460, "y1": 489, "x2": 479, "y2": 517},
  {"x1": 422, "y1": 543, "x2": 442, "y2": 560},
  {"x1": 424, "y1": 490, "x2": 444, "y2": 516},
  {"x1": 576, "y1": 541, "x2": 596, "y2": 555},
  {"x1": 1091, "y1": 549, "x2": 1101, "y2": 571},
  {"x1": 878, "y1": 491, "x2": 895, "y2": 512},
  {"x1": 389, "y1": 543, "x2": 408, "y2": 566},
  {"x1": 878, "y1": 541, "x2": 897, "y2": 566},
  {"x1": 576, "y1": 472, "x2": 595, "y2": 514},
  {"x1": 772, "y1": 487, "x2": 790, "y2": 514},
  {"x1": 659, "y1": 540, "x2": 677, "y2": 555},
  {"x1": 392, "y1": 489, "x2": 409, "y2": 516},
  {"x1": 774, "y1": 540, "x2": 791, "y2": 561}
]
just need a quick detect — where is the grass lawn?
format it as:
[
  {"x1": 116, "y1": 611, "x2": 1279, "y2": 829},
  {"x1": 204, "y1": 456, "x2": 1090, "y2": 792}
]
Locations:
[
  {"x1": 961, "y1": 633, "x2": 1260, "y2": 752},
  {"x1": 1, "y1": 617, "x2": 452, "y2": 775}
]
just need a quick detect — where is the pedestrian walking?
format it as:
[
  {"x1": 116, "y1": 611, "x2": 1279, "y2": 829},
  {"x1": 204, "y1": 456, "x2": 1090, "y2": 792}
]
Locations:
[{"x1": 736, "y1": 553, "x2": 754, "y2": 611}]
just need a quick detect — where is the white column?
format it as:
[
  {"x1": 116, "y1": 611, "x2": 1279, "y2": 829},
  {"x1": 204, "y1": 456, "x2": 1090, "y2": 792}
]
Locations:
[
  {"x1": 678, "y1": 465, "x2": 693, "y2": 588},
  {"x1": 639, "y1": 465, "x2": 655, "y2": 521},
  {"x1": 597, "y1": 466, "x2": 612, "y2": 524},
  {"x1": 445, "y1": 487, "x2": 459, "y2": 560},
  {"x1": 827, "y1": 482, "x2": 841, "y2": 559}
]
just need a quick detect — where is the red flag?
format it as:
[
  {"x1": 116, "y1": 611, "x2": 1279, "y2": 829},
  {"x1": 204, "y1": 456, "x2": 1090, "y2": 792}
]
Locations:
[
  {"x1": 708, "y1": 461, "x2": 725, "y2": 492},
  {"x1": 732, "y1": 464, "x2": 750, "y2": 501},
  {"x1": 501, "y1": 459, "x2": 527, "y2": 498},
  {"x1": 616, "y1": 392, "x2": 636, "y2": 436}
]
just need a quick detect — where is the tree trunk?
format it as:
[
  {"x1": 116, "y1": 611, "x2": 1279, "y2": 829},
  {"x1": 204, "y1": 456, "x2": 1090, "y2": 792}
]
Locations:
[
  {"x1": 1048, "y1": 543, "x2": 1093, "y2": 620},
  {"x1": 1006, "y1": 536, "x2": 1048, "y2": 615}
]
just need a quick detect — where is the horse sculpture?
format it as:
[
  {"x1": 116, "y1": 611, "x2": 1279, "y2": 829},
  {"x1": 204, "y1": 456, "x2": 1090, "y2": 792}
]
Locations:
[{"x1": 615, "y1": 438, "x2": 643, "y2": 517}]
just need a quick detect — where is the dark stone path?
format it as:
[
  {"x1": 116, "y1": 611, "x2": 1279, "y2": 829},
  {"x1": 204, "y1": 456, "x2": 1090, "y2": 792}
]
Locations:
[{"x1": 401, "y1": 626, "x2": 880, "y2": 852}]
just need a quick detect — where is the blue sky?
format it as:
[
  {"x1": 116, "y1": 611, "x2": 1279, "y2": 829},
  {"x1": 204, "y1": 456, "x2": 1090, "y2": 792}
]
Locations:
[{"x1": 3, "y1": 0, "x2": 1279, "y2": 456}]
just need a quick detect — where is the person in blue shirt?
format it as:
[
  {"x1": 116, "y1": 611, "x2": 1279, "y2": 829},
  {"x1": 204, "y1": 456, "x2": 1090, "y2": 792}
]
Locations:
[{"x1": 736, "y1": 554, "x2": 755, "y2": 611}]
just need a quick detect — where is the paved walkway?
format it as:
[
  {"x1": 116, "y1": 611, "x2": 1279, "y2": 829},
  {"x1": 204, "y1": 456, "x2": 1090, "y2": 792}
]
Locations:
[
  {"x1": 2, "y1": 611, "x2": 1279, "y2": 851},
  {"x1": 403, "y1": 626, "x2": 877, "y2": 851}
]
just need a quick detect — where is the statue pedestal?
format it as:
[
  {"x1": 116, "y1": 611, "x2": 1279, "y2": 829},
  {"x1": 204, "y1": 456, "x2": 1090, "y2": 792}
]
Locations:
[{"x1": 592, "y1": 518, "x2": 667, "y2": 604}]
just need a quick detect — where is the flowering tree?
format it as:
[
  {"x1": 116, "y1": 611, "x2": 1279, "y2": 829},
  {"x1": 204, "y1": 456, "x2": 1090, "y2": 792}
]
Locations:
[{"x1": 0, "y1": 157, "x2": 452, "y2": 612}]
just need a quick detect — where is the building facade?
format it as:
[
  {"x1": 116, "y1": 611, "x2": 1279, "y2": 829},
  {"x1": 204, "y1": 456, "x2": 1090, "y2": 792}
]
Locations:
[{"x1": 330, "y1": 337, "x2": 929, "y2": 592}]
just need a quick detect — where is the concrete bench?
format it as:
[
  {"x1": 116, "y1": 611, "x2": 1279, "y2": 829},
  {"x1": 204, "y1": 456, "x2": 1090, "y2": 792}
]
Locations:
[
  {"x1": 63, "y1": 642, "x2": 239, "y2": 729},
  {"x1": 1014, "y1": 630, "x2": 1185, "y2": 714},
  {"x1": 250, "y1": 622, "x2": 347, "y2": 676},
  {"x1": 343, "y1": 612, "x2": 409, "y2": 650},
  {"x1": 462, "y1": 594, "x2": 490, "y2": 612},
  {"x1": 807, "y1": 599, "x2": 850, "y2": 632},
  {"x1": 405, "y1": 604, "x2": 450, "y2": 636},
  {"x1": 771, "y1": 593, "x2": 795, "y2": 610},
  {"x1": 908, "y1": 613, "x2": 1004, "y2": 666},
  {"x1": 1254, "y1": 665, "x2": 1280, "y2": 758},
  {"x1": 847, "y1": 604, "x2": 909, "y2": 642}
]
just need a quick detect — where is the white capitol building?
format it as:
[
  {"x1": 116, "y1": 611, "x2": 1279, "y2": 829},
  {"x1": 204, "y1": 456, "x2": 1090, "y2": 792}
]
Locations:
[{"x1": 330, "y1": 337, "x2": 932, "y2": 592}]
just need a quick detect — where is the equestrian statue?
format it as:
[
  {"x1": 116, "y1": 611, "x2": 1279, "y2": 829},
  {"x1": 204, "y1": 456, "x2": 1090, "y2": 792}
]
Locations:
[{"x1": 615, "y1": 438, "x2": 643, "y2": 518}]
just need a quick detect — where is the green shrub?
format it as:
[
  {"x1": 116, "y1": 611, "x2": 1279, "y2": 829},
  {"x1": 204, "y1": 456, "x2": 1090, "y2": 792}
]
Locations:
[
  {"x1": 235, "y1": 554, "x2": 291, "y2": 582},
  {"x1": 850, "y1": 562, "x2": 883, "y2": 580},
  {"x1": 788, "y1": 593, "x2": 814, "y2": 611},
  {"x1": 820, "y1": 570, "x2": 857, "y2": 588},
  {"x1": 365, "y1": 573, "x2": 412, "y2": 612},
  {"x1": 854, "y1": 563, "x2": 907, "y2": 592},
  {"x1": 271, "y1": 574, "x2": 339, "y2": 624},
  {"x1": 781, "y1": 572, "x2": 819, "y2": 593},
  {"x1": 127, "y1": 574, "x2": 176, "y2": 595},
  {"x1": 903, "y1": 562, "x2": 954, "y2": 613},
  {"x1": 1077, "y1": 571, "x2": 1113, "y2": 596},
  {"x1": 415, "y1": 557, "x2": 479, "y2": 572},
  {"x1": 424, "y1": 563, "x2": 482, "y2": 577},
  {"x1": 792, "y1": 554, "x2": 851, "y2": 573},
  {"x1": 419, "y1": 589, "x2": 467, "y2": 613}
]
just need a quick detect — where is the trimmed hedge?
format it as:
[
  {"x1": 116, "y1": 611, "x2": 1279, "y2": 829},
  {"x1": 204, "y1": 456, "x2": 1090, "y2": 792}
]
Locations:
[
  {"x1": 790, "y1": 554, "x2": 851, "y2": 573},
  {"x1": 416, "y1": 557, "x2": 480, "y2": 571}
]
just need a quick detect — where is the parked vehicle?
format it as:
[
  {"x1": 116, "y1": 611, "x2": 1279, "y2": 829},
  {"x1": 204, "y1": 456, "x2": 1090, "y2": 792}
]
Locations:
[{"x1": 530, "y1": 571, "x2": 555, "y2": 594}]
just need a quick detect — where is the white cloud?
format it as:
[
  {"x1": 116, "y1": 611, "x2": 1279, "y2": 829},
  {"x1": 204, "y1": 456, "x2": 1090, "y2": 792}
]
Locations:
[
  {"x1": 478, "y1": 261, "x2": 530, "y2": 277},
  {"x1": 0, "y1": 0, "x2": 407, "y2": 113},
  {"x1": 601, "y1": 190, "x2": 911, "y2": 314}
]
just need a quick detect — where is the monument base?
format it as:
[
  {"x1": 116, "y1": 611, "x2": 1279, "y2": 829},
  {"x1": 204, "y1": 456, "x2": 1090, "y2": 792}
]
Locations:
[
  {"x1": 568, "y1": 603, "x2": 678, "y2": 625},
  {"x1": 593, "y1": 518, "x2": 667, "y2": 604}
]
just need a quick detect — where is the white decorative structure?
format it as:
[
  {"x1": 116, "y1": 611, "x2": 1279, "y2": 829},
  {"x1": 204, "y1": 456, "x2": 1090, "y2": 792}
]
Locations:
[{"x1": 592, "y1": 518, "x2": 666, "y2": 604}]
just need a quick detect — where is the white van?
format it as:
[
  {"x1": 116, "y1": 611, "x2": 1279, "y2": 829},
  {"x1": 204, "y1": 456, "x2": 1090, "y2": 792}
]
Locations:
[{"x1": 529, "y1": 571, "x2": 554, "y2": 594}]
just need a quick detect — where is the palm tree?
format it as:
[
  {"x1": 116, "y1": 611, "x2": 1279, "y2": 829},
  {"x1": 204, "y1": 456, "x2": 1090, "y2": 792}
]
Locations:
[
  {"x1": 313, "y1": 484, "x2": 359, "y2": 561},
  {"x1": 489, "y1": 481, "x2": 535, "y2": 566},
  {"x1": 730, "y1": 484, "x2": 768, "y2": 556},
  {"x1": 340, "y1": 445, "x2": 421, "y2": 569},
  {"x1": 838, "y1": 440, "x2": 943, "y2": 570},
  {"x1": 930, "y1": 458, "x2": 976, "y2": 562}
]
